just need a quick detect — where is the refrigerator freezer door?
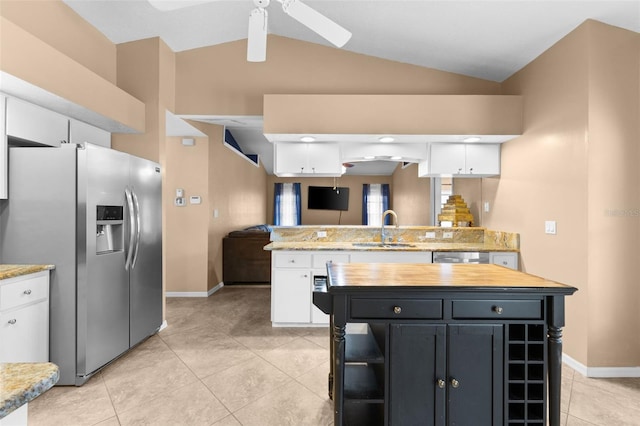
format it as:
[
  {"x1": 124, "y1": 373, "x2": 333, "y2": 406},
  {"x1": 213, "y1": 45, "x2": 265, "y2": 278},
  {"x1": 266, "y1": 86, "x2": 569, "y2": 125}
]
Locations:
[
  {"x1": 128, "y1": 156, "x2": 162, "y2": 347},
  {"x1": 77, "y1": 144, "x2": 130, "y2": 378}
]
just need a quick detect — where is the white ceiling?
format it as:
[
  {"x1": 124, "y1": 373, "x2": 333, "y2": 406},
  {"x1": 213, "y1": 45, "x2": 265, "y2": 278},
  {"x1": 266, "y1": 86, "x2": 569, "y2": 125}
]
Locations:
[{"x1": 63, "y1": 0, "x2": 640, "y2": 175}]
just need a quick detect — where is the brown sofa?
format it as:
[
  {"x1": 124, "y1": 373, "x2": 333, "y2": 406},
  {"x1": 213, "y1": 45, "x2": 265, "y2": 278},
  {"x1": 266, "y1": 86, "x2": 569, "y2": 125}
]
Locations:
[{"x1": 223, "y1": 226, "x2": 271, "y2": 284}]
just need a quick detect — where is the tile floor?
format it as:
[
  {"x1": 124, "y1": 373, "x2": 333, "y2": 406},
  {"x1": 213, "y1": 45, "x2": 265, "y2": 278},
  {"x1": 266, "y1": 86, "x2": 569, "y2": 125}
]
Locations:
[{"x1": 28, "y1": 286, "x2": 640, "y2": 426}]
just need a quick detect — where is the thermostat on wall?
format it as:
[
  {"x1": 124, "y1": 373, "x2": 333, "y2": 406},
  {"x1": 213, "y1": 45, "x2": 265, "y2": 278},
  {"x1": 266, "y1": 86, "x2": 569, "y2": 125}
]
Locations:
[{"x1": 190, "y1": 196, "x2": 202, "y2": 205}]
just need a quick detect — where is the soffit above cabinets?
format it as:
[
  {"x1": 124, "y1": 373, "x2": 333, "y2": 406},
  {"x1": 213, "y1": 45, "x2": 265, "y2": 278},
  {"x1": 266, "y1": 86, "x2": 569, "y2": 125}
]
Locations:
[{"x1": 263, "y1": 94, "x2": 522, "y2": 143}]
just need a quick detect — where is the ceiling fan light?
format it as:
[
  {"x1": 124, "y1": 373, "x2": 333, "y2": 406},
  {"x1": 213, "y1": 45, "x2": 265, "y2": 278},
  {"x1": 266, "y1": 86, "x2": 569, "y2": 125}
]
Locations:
[
  {"x1": 281, "y1": 0, "x2": 352, "y2": 48},
  {"x1": 247, "y1": 8, "x2": 268, "y2": 62}
]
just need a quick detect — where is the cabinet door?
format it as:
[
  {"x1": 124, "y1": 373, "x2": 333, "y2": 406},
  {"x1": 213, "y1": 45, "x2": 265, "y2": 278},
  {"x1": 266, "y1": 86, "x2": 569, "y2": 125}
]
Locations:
[
  {"x1": 70, "y1": 119, "x2": 111, "y2": 147},
  {"x1": 429, "y1": 143, "x2": 466, "y2": 175},
  {"x1": 0, "y1": 300, "x2": 49, "y2": 362},
  {"x1": 447, "y1": 325, "x2": 503, "y2": 426},
  {"x1": 6, "y1": 97, "x2": 68, "y2": 147},
  {"x1": 274, "y1": 142, "x2": 308, "y2": 174},
  {"x1": 272, "y1": 269, "x2": 311, "y2": 323},
  {"x1": 490, "y1": 252, "x2": 518, "y2": 270},
  {"x1": 306, "y1": 143, "x2": 341, "y2": 174},
  {"x1": 465, "y1": 144, "x2": 500, "y2": 175},
  {"x1": 389, "y1": 324, "x2": 446, "y2": 426}
]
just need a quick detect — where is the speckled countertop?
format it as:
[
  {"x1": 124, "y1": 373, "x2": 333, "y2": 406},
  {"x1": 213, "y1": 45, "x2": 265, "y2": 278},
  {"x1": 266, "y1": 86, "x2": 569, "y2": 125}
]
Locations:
[
  {"x1": 0, "y1": 265, "x2": 55, "y2": 281},
  {"x1": 264, "y1": 226, "x2": 519, "y2": 252},
  {"x1": 0, "y1": 363, "x2": 59, "y2": 419}
]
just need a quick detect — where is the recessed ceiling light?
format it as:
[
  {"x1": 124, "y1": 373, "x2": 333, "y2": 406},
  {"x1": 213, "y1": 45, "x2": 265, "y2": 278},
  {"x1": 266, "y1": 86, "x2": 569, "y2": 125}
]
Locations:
[
  {"x1": 463, "y1": 136, "x2": 481, "y2": 143},
  {"x1": 379, "y1": 136, "x2": 395, "y2": 143},
  {"x1": 300, "y1": 136, "x2": 315, "y2": 142}
]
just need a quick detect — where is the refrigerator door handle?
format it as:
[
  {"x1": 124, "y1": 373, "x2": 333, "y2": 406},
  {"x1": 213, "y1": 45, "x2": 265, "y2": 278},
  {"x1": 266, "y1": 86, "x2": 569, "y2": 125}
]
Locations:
[
  {"x1": 131, "y1": 189, "x2": 141, "y2": 268},
  {"x1": 124, "y1": 187, "x2": 136, "y2": 271}
]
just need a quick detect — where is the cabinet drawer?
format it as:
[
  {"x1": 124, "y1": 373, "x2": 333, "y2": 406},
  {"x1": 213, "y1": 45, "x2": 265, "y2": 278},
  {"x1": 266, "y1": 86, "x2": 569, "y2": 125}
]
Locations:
[
  {"x1": 274, "y1": 253, "x2": 311, "y2": 268},
  {"x1": 351, "y1": 298, "x2": 442, "y2": 319},
  {"x1": 0, "y1": 273, "x2": 49, "y2": 311},
  {"x1": 452, "y1": 300, "x2": 542, "y2": 319},
  {"x1": 312, "y1": 253, "x2": 349, "y2": 269}
]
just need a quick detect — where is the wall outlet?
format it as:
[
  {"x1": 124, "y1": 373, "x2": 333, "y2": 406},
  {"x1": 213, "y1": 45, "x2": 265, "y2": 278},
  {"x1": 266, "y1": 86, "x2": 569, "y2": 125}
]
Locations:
[
  {"x1": 213, "y1": 209, "x2": 219, "y2": 218},
  {"x1": 174, "y1": 197, "x2": 185, "y2": 207},
  {"x1": 443, "y1": 231, "x2": 454, "y2": 239},
  {"x1": 484, "y1": 202, "x2": 490, "y2": 213},
  {"x1": 317, "y1": 231, "x2": 327, "y2": 238},
  {"x1": 425, "y1": 231, "x2": 436, "y2": 239}
]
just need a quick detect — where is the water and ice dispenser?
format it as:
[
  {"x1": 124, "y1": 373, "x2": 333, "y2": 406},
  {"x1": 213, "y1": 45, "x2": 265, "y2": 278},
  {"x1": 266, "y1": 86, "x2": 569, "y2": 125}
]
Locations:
[{"x1": 96, "y1": 205, "x2": 124, "y2": 254}]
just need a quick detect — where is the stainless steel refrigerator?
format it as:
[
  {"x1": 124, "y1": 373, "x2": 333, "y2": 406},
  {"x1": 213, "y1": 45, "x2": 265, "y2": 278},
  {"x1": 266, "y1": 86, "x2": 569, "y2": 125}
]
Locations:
[{"x1": 0, "y1": 142, "x2": 162, "y2": 385}]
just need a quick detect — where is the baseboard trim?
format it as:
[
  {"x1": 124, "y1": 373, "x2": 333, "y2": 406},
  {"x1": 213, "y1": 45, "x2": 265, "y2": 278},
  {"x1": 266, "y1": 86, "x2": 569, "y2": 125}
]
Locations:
[
  {"x1": 159, "y1": 320, "x2": 168, "y2": 332},
  {"x1": 166, "y1": 282, "x2": 224, "y2": 298},
  {"x1": 563, "y1": 353, "x2": 640, "y2": 378}
]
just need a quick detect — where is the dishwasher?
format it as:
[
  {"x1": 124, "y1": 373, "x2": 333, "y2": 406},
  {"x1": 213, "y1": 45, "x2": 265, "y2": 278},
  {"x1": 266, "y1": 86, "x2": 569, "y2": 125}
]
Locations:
[{"x1": 433, "y1": 251, "x2": 490, "y2": 264}]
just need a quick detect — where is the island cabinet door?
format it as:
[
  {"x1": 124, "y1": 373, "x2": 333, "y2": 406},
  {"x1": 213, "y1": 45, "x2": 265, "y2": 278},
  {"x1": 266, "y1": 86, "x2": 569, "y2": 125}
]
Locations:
[
  {"x1": 389, "y1": 324, "x2": 446, "y2": 426},
  {"x1": 389, "y1": 324, "x2": 503, "y2": 426},
  {"x1": 447, "y1": 325, "x2": 503, "y2": 426}
]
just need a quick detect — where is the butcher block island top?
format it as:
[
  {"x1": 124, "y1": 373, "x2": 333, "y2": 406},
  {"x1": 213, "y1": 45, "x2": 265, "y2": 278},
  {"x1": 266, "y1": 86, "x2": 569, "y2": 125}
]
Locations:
[{"x1": 326, "y1": 263, "x2": 575, "y2": 292}]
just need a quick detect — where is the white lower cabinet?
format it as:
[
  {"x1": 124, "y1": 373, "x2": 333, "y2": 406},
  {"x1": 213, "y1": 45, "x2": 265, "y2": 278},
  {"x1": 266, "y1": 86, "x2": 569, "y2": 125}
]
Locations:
[
  {"x1": 490, "y1": 252, "x2": 519, "y2": 270},
  {"x1": 0, "y1": 271, "x2": 50, "y2": 362},
  {"x1": 271, "y1": 250, "x2": 433, "y2": 326}
]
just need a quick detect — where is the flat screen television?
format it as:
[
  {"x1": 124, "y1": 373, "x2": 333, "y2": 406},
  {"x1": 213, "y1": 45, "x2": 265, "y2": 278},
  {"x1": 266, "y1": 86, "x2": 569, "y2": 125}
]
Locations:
[{"x1": 308, "y1": 186, "x2": 349, "y2": 211}]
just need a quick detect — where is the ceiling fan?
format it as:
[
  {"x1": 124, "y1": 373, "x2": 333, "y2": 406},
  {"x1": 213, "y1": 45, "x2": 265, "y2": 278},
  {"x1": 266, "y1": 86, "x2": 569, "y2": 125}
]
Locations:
[{"x1": 148, "y1": 0, "x2": 352, "y2": 62}]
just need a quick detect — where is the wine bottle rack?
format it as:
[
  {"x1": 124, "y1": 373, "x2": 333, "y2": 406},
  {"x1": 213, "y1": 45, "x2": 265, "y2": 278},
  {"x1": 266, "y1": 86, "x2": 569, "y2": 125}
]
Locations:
[{"x1": 506, "y1": 324, "x2": 547, "y2": 425}]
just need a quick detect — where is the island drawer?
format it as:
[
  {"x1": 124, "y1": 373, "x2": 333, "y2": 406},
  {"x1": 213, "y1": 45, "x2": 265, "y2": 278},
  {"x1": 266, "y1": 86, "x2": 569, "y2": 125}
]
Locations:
[
  {"x1": 452, "y1": 299, "x2": 542, "y2": 319},
  {"x1": 350, "y1": 298, "x2": 442, "y2": 319}
]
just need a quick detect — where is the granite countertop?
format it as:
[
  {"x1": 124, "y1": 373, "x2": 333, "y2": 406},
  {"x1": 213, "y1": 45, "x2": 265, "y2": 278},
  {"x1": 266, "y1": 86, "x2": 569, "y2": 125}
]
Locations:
[
  {"x1": 0, "y1": 363, "x2": 59, "y2": 419},
  {"x1": 0, "y1": 265, "x2": 55, "y2": 281},
  {"x1": 264, "y1": 241, "x2": 519, "y2": 252}
]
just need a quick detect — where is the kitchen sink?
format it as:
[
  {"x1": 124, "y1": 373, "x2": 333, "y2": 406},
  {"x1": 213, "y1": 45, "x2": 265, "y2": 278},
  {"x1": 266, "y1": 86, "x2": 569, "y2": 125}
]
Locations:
[{"x1": 352, "y1": 242, "x2": 416, "y2": 248}]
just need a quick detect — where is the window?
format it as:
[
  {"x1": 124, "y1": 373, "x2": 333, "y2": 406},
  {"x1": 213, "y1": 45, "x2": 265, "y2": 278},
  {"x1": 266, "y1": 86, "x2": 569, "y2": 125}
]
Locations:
[
  {"x1": 362, "y1": 183, "x2": 390, "y2": 225},
  {"x1": 273, "y1": 183, "x2": 301, "y2": 226}
]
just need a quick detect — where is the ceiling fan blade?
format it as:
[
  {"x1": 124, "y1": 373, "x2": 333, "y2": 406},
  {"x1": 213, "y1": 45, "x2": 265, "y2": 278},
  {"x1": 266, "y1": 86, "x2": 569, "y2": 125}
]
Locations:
[
  {"x1": 148, "y1": 0, "x2": 212, "y2": 11},
  {"x1": 247, "y1": 8, "x2": 268, "y2": 62},
  {"x1": 281, "y1": 0, "x2": 351, "y2": 48}
]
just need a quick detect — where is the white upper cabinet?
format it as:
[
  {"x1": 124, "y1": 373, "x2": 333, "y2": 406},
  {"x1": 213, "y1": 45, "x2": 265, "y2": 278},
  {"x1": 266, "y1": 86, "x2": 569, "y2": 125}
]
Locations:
[
  {"x1": 274, "y1": 142, "x2": 342, "y2": 177},
  {"x1": 70, "y1": 119, "x2": 111, "y2": 148},
  {"x1": 419, "y1": 143, "x2": 500, "y2": 177},
  {"x1": 6, "y1": 97, "x2": 69, "y2": 147}
]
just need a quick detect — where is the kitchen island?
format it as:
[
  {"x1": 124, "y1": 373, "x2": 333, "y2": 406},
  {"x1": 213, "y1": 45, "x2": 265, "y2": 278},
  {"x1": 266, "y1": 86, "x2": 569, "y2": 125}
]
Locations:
[{"x1": 313, "y1": 263, "x2": 576, "y2": 426}]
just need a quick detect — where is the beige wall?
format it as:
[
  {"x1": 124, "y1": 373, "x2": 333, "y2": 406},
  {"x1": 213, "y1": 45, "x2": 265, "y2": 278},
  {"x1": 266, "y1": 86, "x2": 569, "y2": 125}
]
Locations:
[
  {"x1": 473, "y1": 20, "x2": 639, "y2": 368},
  {"x1": 266, "y1": 175, "x2": 393, "y2": 226},
  {"x1": 176, "y1": 35, "x2": 500, "y2": 116},
  {"x1": 0, "y1": 0, "x2": 117, "y2": 83},
  {"x1": 391, "y1": 163, "x2": 431, "y2": 225}
]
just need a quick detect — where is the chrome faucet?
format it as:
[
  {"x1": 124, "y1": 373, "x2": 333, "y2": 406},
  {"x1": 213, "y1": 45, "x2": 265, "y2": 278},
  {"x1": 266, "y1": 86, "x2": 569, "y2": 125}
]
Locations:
[{"x1": 381, "y1": 210, "x2": 398, "y2": 243}]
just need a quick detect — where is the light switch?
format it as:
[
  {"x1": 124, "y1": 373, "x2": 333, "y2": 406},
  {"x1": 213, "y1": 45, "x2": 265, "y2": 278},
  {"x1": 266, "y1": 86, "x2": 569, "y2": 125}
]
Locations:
[
  {"x1": 545, "y1": 221, "x2": 557, "y2": 235},
  {"x1": 484, "y1": 202, "x2": 490, "y2": 213}
]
